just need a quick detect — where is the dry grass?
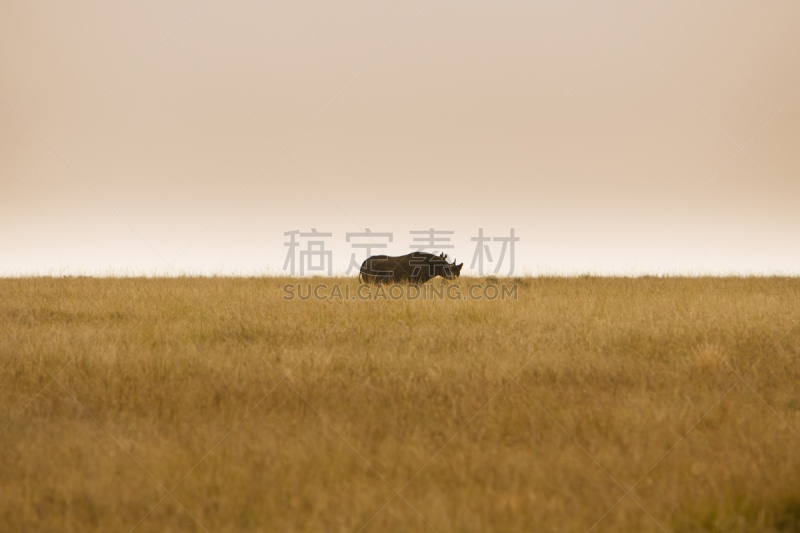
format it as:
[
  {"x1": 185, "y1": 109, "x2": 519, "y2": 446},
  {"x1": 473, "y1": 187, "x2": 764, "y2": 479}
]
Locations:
[{"x1": 1, "y1": 276, "x2": 799, "y2": 532}]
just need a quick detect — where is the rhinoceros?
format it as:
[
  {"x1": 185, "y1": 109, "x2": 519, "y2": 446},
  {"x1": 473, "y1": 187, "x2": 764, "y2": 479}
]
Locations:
[{"x1": 359, "y1": 252, "x2": 463, "y2": 284}]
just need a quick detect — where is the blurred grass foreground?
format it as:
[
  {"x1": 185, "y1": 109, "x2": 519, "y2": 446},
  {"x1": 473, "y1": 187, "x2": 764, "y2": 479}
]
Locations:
[{"x1": 1, "y1": 276, "x2": 799, "y2": 532}]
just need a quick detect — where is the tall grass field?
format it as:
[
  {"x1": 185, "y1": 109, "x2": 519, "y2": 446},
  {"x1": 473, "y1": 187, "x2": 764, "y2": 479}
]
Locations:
[{"x1": 1, "y1": 276, "x2": 799, "y2": 532}]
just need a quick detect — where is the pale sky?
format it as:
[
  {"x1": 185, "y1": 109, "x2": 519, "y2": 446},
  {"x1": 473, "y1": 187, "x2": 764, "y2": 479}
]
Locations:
[{"x1": 1, "y1": 0, "x2": 799, "y2": 276}]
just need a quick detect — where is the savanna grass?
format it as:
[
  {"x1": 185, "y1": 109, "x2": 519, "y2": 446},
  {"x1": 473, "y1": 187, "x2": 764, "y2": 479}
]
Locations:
[{"x1": 1, "y1": 276, "x2": 799, "y2": 532}]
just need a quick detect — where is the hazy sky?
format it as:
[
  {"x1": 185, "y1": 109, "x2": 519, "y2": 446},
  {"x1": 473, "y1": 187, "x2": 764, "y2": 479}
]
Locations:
[{"x1": 1, "y1": 0, "x2": 799, "y2": 276}]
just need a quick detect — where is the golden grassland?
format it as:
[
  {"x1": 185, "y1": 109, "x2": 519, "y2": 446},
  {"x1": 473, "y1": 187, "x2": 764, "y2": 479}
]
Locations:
[{"x1": 1, "y1": 276, "x2": 799, "y2": 532}]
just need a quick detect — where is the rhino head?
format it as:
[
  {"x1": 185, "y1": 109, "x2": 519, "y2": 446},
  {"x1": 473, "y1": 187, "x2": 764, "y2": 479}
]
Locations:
[{"x1": 435, "y1": 253, "x2": 463, "y2": 280}]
